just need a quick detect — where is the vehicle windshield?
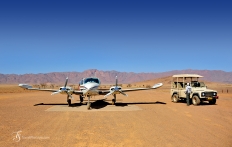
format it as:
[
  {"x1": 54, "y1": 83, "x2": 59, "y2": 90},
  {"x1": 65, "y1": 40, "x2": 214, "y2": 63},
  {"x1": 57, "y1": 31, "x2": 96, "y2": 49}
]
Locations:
[
  {"x1": 191, "y1": 82, "x2": 205, "y2": 87},
  {"x1": 83, "y1": 78, "x2": 100, "y2": 84}
]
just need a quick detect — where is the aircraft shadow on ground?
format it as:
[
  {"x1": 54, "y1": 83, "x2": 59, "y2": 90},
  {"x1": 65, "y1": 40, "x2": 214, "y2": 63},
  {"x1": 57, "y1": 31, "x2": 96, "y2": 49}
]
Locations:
[{"x1": 34, "y1": 100, "x2": 166, "y2": 109}]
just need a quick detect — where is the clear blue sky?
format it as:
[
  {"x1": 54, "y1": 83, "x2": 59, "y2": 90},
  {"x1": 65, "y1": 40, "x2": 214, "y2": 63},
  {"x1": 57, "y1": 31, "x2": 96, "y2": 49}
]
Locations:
[{"x1": 0, "y1": 0, "x2": 231, "y2": 74}]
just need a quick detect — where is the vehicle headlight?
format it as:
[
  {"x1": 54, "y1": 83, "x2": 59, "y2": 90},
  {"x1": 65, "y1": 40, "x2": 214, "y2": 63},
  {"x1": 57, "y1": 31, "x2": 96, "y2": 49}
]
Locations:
[
  {"x1": 201, "y1": 92, "x2": 205, "y2": 96},
  {"x1": 213, "y1": 92, "x2": 217, "y2": 96}
]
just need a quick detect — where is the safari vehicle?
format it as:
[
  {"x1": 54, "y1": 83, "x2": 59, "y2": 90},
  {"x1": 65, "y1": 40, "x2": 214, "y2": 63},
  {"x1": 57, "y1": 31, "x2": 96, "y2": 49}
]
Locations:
[{"x1": 170, "y1": 74, "x2": 219, "y2": 105}]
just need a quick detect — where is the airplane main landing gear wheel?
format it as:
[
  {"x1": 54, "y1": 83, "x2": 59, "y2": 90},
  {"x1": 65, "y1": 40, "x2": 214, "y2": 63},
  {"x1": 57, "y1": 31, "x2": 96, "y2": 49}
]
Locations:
[
  {"x1": 80, "y1": 95, "x2": 83, "y2": 103},
  {"x1": 112, "y1": 99, "x2": 116, "y2": 105},
  {"x1": 67, "y1": 99, "x2": 71, "y2": 107},
  {"x1": 112, "y1": 94, "x2": 116, "y2": 105}
]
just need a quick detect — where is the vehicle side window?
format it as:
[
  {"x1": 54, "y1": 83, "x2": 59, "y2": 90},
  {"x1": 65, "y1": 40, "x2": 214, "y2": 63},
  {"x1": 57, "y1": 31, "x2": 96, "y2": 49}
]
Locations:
[
  {"x1": 200, "y1": 82, "x2": 205, "y2": 87},
  {"x1": 177, "y1": 82, "x2": 183, "y2": 88},
  {"x1": 173, "y1": 82, "x2": 177, "y2": 88}
]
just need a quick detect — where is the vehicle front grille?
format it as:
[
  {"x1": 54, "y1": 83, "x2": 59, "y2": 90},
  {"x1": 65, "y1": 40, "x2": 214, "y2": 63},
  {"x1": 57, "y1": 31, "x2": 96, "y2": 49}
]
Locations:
[{"x1": 205, "y1": 92, "x2": 214, "y2": 97}]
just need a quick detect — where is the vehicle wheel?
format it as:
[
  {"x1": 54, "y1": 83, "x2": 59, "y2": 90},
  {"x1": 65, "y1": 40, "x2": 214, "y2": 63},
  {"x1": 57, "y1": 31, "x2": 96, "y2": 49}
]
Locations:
[
  {"x1": 209, "y1": 99, "x2": 216, "y2": 105},
  {"x1": 171, "y1": 94, "x2": 179, "y2": 103},
  {"x1": 68, "y1": 99, "x2": 71, "y2": 106},
  {"x1": 192, "y1": 95, "x2": 200, "y2": 106}
]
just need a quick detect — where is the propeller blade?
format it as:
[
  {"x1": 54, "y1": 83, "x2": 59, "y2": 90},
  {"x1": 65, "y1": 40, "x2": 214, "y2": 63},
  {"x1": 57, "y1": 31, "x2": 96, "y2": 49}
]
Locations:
[
  {"x1": 115, "y1": 76, "x2": 118, "y2": 87},
  {"x1": 104, "y1": 91, "x2": 114, "y2": 98},
  {"x1": 152, "y1": 83, "x2": 163, "y2": 89},
  {"x1": 64, "y1": 77, "x2": 68, "y2": 88},
  {"x1": 51, "y1": 91, "x2": 61, "y2": 95},
  {"x1": 119, "y1": 91, "x2": 128, "y2": 97}
]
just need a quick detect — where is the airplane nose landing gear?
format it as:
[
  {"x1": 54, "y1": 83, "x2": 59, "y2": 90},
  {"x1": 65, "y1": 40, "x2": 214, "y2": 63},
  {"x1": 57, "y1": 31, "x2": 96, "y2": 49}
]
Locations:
[
  {"x1": 87, "y1": 96, "x2": 91, "y2": 110},
  {"x1": 67, "y1": 99, "x2": 71, "y2": 106}
]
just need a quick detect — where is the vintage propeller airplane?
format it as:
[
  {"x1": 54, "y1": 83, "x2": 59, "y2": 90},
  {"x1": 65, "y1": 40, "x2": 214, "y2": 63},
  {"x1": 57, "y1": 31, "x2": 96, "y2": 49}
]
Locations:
[{"x1": 19, "y1": 76, "x2": 163, "y2": 110}]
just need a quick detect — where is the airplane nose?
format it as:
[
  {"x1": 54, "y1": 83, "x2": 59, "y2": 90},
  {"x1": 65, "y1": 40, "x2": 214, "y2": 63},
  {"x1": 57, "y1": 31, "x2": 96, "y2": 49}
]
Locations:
[{"x1": 83, "y1": 88, "x2": 91, "y2": 95}]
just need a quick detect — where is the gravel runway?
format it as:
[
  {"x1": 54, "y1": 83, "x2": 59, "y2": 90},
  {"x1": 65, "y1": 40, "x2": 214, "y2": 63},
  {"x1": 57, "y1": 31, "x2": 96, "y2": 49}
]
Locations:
[{"x1": 0, "y1": 88, "x2": 232, "y2": 147}]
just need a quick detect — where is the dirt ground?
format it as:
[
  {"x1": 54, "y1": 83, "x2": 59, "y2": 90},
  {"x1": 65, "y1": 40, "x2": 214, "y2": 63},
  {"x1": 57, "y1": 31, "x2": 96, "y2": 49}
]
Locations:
[{"x1": 0, "y1": 84, "x2": 232, "y2": 147}]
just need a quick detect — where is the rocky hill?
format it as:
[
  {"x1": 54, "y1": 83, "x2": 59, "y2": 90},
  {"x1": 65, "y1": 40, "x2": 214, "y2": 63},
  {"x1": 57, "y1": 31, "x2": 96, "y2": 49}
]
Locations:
[{"x1": 0, "y1": 69, "x2": 232, "y2": 84}]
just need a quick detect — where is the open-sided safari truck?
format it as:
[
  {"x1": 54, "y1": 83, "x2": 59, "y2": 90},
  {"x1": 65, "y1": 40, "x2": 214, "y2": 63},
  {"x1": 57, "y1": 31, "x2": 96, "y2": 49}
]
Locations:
[{"x1": 171, "y1": 74, "x2": 219, "y2": 105}]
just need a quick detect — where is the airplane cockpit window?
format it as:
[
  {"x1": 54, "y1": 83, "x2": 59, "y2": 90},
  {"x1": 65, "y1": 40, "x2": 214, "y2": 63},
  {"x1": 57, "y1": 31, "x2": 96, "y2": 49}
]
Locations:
[{"x1": 83, "y1": 78, "x2": 100, "y2": 84}]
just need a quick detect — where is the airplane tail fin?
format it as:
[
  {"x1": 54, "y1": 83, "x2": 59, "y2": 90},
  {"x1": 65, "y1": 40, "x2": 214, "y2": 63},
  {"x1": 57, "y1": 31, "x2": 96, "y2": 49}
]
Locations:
[
  {"x1": 18, "y1": 84, "x2": 32, "y2": 89},
  {"x1": 152, "y1": 83, "x2": 163, "y2": 89}
]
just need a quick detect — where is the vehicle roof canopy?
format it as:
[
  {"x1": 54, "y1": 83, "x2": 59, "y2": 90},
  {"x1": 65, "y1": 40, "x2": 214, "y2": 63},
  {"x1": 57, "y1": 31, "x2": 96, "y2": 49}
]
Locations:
[{"x1": 172, "y1": 74, "x2": 203, "y2": 78}]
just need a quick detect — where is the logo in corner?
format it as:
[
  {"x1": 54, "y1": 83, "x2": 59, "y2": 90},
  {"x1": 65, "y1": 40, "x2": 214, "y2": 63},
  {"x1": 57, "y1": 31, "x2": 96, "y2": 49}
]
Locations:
[{"x1": 12, "y1": 130, "x2": 22, "y2": 142}]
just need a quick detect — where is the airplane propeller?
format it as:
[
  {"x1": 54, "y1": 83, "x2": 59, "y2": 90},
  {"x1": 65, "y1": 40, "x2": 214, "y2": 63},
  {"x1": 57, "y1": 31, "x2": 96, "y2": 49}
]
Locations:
[
  {"x1": 104, "y1": 76, "x2": 128, "y2": 98},
  {"x1": 51, "y1": 77, "x2": 73, "y2": 99}
]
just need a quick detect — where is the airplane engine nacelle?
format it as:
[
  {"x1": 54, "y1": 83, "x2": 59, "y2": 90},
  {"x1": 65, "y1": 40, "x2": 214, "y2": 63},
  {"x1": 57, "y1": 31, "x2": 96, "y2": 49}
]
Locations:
[
  {"x1": 109, "y1": 86, "x2": 122, "y2": 94},
  {"x1": 59, "y1": 86, "x2": 73, "y2": 94}
]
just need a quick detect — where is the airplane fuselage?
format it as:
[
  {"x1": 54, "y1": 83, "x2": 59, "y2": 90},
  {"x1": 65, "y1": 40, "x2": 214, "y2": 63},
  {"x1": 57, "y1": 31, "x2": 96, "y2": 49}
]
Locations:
[
  {"x1": 79, "y1": 77, "x2": 101, "y2": 97},
  {"x1": 80, "y1": 82, "x2": 100, "y2": 96}
]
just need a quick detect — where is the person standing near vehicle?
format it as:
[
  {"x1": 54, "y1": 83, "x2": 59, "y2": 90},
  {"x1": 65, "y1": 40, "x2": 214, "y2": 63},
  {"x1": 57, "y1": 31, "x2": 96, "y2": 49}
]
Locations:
[{"x1": 185, "y1": 83, "x2": 192, "y2": 106}]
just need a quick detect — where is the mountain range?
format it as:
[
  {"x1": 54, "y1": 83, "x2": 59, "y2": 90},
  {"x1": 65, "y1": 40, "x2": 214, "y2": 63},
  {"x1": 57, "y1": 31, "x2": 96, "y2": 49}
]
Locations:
[{"x1": 0, "y1": 69, "x2": 232, "y2": 84}]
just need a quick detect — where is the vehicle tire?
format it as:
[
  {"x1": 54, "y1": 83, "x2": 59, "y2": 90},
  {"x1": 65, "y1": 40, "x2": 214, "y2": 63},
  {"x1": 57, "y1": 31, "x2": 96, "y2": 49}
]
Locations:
[
  {"x1": 68, "y1": 99, "x2": 71, "y2": 106},
  {"x1": 192, "y1": 95, "x2": 200, "y2": 106},
  {"x1": 209, "y1": 99, "x2": 216, "y2": 105},
  {"x1": 171, "y1": 94, "x2": 179, "y2": 103}
]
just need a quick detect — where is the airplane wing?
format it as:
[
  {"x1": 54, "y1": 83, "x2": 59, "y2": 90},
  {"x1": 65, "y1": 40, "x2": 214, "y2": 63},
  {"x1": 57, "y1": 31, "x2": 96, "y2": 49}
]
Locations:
[
  {"x1": 19, "y1": 84, "x2": 83, "y2": 95},
  {"x1": 26, "y1": 88, "x2": 58, "y2": 92},
  {"x1": 121, "y1": 83, "x2": 163, "y2": 92},
  {"x1": 99, "y1": 83, "x2": 163, "y2": 95},
  {"x1": 73, "y1": 90, "x2": 84, "y2": 95},
  {"x1": 19, "y1": 84, "x2": 60, "y2": 92}
]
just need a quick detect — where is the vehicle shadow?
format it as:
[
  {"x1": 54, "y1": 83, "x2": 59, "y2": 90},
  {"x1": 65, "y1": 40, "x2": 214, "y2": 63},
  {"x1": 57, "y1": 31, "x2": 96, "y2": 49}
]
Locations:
[{"x1": 176, "y1": 99, "x2": 217, "y2": 106}]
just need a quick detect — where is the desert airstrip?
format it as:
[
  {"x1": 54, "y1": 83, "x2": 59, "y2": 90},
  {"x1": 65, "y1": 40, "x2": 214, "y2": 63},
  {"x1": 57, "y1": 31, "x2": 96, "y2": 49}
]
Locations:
[{"x1": 0, "y1": 77, "x2": 232, "y2": 147}]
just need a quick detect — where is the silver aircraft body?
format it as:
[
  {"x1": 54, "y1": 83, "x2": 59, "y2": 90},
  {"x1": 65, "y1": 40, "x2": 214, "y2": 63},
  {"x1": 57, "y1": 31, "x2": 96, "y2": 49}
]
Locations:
[{"x1": 19, "y1": 76, "x2": 163, "y2": 109}]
